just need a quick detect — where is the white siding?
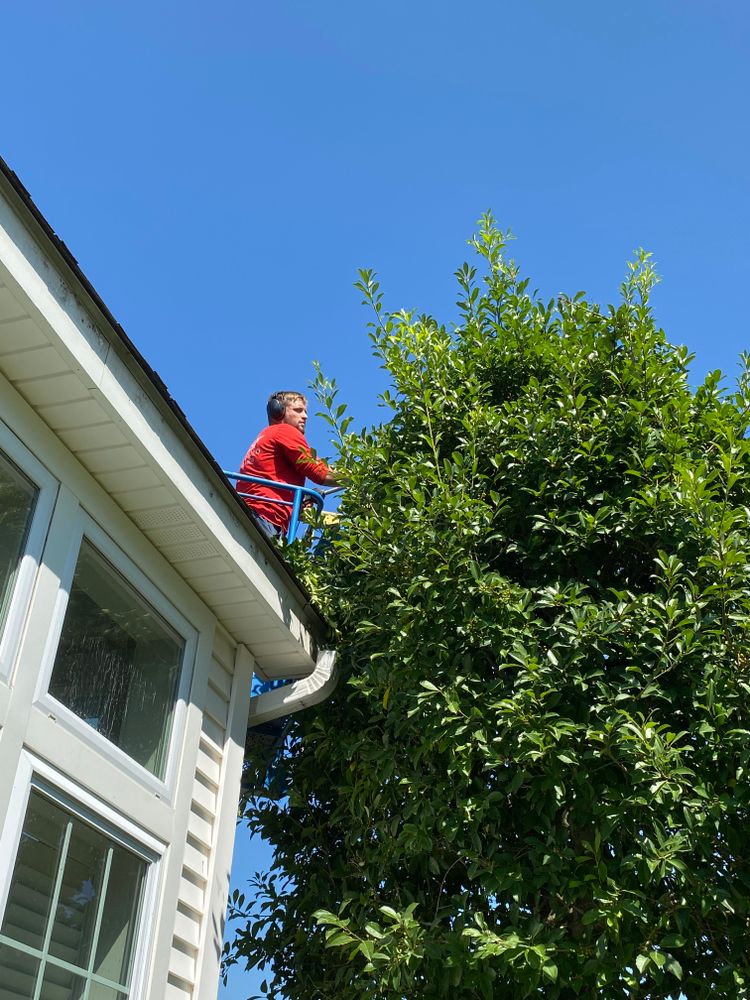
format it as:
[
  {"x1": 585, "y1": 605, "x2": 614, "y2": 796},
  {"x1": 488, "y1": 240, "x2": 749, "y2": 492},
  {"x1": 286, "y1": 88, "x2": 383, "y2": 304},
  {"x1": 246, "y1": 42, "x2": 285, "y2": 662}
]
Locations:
[{"x1": 167, "y1": 633, "x2": 252, "y2": 998}]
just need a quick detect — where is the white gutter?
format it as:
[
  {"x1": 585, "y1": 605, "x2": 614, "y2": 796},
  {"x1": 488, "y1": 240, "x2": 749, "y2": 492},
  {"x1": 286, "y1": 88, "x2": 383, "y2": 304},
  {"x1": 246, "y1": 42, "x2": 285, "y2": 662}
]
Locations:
[{"x1": 247, "y1": 649, "x2": 338, "y2": 727}]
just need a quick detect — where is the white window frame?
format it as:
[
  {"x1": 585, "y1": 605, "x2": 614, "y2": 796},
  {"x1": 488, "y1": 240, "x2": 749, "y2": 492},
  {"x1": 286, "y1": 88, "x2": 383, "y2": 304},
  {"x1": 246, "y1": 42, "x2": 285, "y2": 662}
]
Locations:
[
  {"x1": 34, "y1": 510, "x2": 198, "y2": 798},
  {"x1": 0, "y1": 751, "x2": 163, "y2": 1000},
  {"x1": 0, "y1": 418, "x2": 58, "y2": 682}
]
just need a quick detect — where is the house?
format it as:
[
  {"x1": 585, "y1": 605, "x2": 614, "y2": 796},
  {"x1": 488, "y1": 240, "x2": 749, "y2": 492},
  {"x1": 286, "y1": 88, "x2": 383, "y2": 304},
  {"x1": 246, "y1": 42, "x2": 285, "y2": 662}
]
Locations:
[{"x1": 0, "y1": 157, "x2": 336, "y2": 999}]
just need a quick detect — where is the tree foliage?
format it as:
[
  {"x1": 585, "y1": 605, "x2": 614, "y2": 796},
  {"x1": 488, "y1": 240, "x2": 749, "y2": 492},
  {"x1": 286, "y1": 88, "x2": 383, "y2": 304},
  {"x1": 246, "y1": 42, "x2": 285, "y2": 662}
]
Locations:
[{"x1": 226, "y1": 216, "x2": 750, "y2": 998}]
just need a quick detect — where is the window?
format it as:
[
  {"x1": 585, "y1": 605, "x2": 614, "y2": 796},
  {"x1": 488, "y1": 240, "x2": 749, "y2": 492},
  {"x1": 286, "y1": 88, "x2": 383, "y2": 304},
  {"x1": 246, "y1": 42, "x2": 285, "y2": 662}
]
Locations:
[
  {"x1": 0, "y1": 450, "x2": 37, "y2": 635},
  {"x1": 0, "y1": 789, "x2": 147, "y2": 998},
  {"x1": 48, "y1": 540, "x2": 184, "y2": 779}
]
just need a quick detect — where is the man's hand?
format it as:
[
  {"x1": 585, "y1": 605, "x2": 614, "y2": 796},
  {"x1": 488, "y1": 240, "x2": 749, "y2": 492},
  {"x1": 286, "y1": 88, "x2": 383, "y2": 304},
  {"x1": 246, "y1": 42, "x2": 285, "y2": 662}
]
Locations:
[{"x1": 323, "y1": 468, "x2": 345, "y2": 486}]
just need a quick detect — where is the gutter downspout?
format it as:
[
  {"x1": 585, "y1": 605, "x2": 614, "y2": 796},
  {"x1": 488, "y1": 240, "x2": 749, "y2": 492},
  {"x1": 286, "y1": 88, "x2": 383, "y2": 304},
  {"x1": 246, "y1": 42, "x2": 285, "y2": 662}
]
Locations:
[{"x1": 247, "y1": 649, "x2": 338, "y2": 727}]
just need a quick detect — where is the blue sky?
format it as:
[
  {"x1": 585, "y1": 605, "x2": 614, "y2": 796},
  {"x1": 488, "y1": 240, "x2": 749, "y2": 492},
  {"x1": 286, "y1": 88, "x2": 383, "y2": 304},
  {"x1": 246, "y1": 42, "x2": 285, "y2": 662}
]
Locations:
[{"x1": 2, "y1": 2, "x2": 749, "y2": 996}]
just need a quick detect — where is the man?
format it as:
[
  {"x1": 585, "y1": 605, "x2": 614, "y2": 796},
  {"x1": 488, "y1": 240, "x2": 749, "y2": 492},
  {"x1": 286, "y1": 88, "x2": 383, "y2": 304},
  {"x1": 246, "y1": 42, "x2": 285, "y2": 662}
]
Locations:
[{"x1": 237, "y1": 391, "x2": 340, "y2": 540}]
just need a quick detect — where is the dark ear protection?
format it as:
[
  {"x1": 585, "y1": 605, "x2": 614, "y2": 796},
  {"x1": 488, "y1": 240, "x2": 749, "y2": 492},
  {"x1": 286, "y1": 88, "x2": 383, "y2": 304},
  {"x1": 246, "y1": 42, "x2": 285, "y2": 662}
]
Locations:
[{"x1": 267, "y1": 393, "x2": 286, "y2": 422}]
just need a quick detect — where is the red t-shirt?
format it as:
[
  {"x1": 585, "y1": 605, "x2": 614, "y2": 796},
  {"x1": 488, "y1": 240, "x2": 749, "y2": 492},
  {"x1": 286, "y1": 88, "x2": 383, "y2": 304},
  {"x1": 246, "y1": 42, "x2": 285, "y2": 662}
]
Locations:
[{"x1": 237, "y1": 423, "x2": 331, "y2": 531}]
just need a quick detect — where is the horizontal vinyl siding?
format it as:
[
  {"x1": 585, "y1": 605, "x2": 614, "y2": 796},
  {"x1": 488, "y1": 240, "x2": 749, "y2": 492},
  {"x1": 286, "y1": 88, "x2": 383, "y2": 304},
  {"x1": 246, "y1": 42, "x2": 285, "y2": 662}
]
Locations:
[
  {"x1": 166, "y1": 974, "x2": 194, "y2": 999},
  {"x1": 168, "y1": 639, "x2": 236, "y2": 998}
]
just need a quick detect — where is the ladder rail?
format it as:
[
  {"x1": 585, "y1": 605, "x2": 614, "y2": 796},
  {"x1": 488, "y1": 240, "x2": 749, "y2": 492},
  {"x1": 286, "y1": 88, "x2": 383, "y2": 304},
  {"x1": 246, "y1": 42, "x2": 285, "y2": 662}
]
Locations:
[{"x1": 223, "y1": 471, "x2": 326, "y2": 542}]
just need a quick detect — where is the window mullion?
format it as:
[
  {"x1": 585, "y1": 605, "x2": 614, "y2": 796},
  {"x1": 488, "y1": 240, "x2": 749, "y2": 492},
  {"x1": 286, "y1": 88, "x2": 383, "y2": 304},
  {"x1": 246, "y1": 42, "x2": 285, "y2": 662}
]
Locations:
[
  {"x1": 32, "y1": 818, "x2": 73, "y2": 1000},
  {"x1": 80, "y1": 844, "x2": 113, "y2": 1000}
]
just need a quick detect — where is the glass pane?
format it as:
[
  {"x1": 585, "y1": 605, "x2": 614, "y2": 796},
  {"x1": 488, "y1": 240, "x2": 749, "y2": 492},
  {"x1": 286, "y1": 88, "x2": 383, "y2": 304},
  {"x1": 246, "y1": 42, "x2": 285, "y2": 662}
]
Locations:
[
  {"x1": 49, "y1": 540, "x2": 184, "y2": 777},
  {"x1": 1, "y1": 793, "x2": 67, "y2": 951},
  {"x1": 92, "y1": 845, "x2": 145, "y2": 987},
  {"x1": 86, "y1": 985, "x2": 127, "y2": 1000},
  {"x1": 38, "y1": 962, "x2": 86, "y2": 1000},
  {"x1": 0, "y1": 942, "x2": 40, "y2": 999},
  {"x1": 1, "y1": 791, "x2": 147, "y2": 994},
  {"x1": 0, "y1": 451, "x2": 37, "y2": 632},
  {"x1": 48, "y1": 824, "x2": 108, "y2": 969}
]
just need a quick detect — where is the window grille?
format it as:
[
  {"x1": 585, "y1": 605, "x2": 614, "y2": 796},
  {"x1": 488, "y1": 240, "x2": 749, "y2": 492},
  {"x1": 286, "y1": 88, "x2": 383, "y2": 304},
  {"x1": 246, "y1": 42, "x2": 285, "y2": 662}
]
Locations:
[{"x1": 0, "y1": 789, "x2": 147, "y2": 998}]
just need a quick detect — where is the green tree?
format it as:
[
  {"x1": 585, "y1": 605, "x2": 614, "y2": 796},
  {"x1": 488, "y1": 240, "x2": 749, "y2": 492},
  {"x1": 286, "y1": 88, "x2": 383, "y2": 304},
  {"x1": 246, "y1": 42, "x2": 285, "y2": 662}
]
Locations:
[{"x1": 226, "y1": 216, "x2": 750, "y2": 998}]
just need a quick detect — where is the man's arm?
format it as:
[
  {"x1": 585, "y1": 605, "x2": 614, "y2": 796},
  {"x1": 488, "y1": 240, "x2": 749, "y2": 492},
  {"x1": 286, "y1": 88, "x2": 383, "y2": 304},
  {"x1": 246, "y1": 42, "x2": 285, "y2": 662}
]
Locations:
[
  {"x1": 319, "y1": 468, "x2": 341, "y2": 486},
  {"x1": 278, "y1": 425, "x2": 340, "y2": 486},
  {"x1": 303, "y1": 461, "x2": 341, "y2": 487}
]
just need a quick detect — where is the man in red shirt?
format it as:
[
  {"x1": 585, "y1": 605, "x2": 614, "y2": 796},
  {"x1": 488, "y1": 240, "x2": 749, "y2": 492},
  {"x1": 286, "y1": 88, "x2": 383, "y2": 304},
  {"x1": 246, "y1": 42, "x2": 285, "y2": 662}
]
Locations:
[{"x1": 237, "y1": 391, "x2": 340, "y2": 539}]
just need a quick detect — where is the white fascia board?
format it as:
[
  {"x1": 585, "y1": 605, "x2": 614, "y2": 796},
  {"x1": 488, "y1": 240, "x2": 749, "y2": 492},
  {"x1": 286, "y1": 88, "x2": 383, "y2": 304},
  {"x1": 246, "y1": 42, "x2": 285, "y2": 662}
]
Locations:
[
  {"x1": 0, "y1": 195, "x2": 110, "y2": 390},
  {"x1": 95, "y1": 353, "x2": 315, "y2": 644}
]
